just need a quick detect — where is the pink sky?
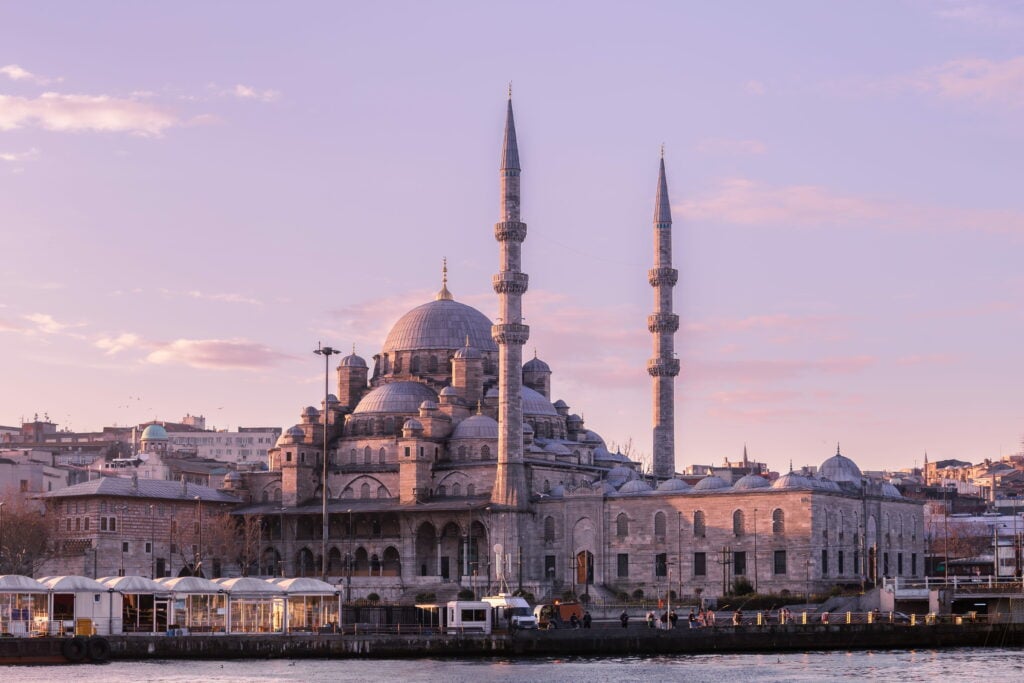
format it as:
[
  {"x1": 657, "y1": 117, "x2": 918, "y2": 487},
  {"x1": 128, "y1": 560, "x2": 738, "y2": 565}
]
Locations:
[{"x1": 1, "y1": 1, "x2": 1022, "y2": 474}]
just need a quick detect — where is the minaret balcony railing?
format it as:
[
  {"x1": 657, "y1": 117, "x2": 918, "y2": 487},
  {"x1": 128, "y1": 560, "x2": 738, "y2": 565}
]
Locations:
[
  {"x1": 647, "y1": 358, "x2": 681, "y2": 377},
  {"x1": 491, "y1": 323, "x2": 530, "y2": 346},
  {"x1": 492, "y1": 272, "x2": 529, "y2": 295},
  {"x1": 494, "y1": 220, "x2": 528, "y2": 243},
  {"x1": 647, "y1": 313, "x2": 680, "y2": 333},
  {"x1": 648, "y1": 267, "x2": 678, "y2": 287}
]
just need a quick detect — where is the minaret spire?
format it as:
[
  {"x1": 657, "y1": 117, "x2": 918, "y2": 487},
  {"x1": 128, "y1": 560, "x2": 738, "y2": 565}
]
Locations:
[
  {"x1": 648, "y1": 150, "x2": 680, "y2": 479},
  {"x1": 492, "y1": 92, "x2": 530, "y2": 510},
  {"x1": 437, "y1": 257, "x2": 453, "y2": 300}
]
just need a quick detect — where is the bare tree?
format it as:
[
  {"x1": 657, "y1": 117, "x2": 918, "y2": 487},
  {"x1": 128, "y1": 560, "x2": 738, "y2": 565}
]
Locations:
[
  {"x1": 203, "y1": 510, "x2": 264, "y2": 577},
  {"x1": 1, "y1": 494, "x2": 58, "y2": 575}
]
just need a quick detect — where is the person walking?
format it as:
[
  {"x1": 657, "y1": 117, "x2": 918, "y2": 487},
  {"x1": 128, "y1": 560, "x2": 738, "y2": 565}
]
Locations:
[
  {"x1": 582, "y1": 611, "x2": 592, "y2": 629},
  {"x1": 646, "y1": 611, "x2": 656, "y2": 628},
  {"x1": 620, "y1": 610, "x2": 629, "y2": 629}
]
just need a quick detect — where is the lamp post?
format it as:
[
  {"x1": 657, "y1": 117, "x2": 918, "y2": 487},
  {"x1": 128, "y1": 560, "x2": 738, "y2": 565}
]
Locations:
[
  {"x1": 0, "y1": 500, "x2": 5, "y2": 573},
  {"x1": 344, "y1": 508, "x2": 352, "y2": 601},
  {"x1": 314, "y1": 342, "x2": 341, "y2": 582},
  {"x1": 119, "y1": 504, "x2": 128, "y2": 576},
  {"x1": 194, "y1": 495, "x2": 203, "y2": 577},
  {"x1": 753, "y1": 508, "x2": 759, "y2": 594},
  {"x1": 149, "y1": 504, "x2": 156, "y2": 579}
]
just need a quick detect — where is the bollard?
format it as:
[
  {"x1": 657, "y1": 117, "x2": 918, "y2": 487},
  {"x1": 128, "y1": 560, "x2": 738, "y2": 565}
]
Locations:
[
  {"x1": 910, "y1": 614, "x2": 916, "y2": 626},
  {"x1": 757, "y1": 612, "x2": 763, "y2": 626},
  {"x1": 867, "y1": 611, "x2": 874, "y2": 624},
  {"x1": 846, "y1": 611, "x2": 851, "y2": 624},
  {"x1": 801, "y1": 612, "x2": 807, "y2": 625}
]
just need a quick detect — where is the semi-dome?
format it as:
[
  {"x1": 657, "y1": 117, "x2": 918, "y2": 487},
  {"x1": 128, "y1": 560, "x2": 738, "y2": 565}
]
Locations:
[
  {"x1": 339, "y1": 353, "x2": 367, "y2": 368},
  {"x1": 141, "y1": 424, "x2": 168, "y2": 441},
  {"x1": 606, "y1": 465, "x2": 639, "y2": 488},
  {"x1": 881, "y1": 482, "x2": 902, "y2": 498},
  {"x1": 544, "y1": 442, "x2": 572, "y2": 455},
  {"x1": 522, "y1": 386, "x2": 558, "y2": 416},
  {"x1": 813, "y1": 478, "x2": 842, "y2": 492},
  {"x1": 819, "y1": 450, "x2": 863, "y2": 483},
  {"x1": 657, "y1": 478, "x2": 692, "y2": 492},
  {"x1": 693, "y1": 474, "x2": 730, "y2": 491},
  {"x1": 352, "y1": 382, "x2": 439, "y2": 415},
  {"x1": 382, "y1": 299, "x2": 497, "y2": 355},
  {"x1": 523, "y1": 356, "x2": 550, "y2": 373},
  {"x1": 618, "y1": 479, "x2": 653, "y2": 494},
  {"x1": 452, "y1": 414, "x2": 499, "y2": 439},
  {"x1": 733, "y1": 474, "x2": 770, "y2": 490}
]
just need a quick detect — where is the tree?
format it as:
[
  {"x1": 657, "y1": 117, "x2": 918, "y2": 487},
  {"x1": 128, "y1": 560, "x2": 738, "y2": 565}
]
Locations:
[
  {"x1": 1, "y1": 493, "x2": 57, "y2": 575},
  {"x1": 202, "y1": 510, "x2": 264, "y2": 577}
]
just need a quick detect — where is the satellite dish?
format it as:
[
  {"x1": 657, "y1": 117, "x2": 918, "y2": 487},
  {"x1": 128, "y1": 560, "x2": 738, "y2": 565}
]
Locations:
[{"x1": 493, "y1": 543, "x2": 503, "y2": 555}]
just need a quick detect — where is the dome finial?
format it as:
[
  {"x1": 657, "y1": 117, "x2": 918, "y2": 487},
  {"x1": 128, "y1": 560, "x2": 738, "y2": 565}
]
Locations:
[
  {"x1": 352, "y1": 343, "x2": 356, "y2": 354},
  {"x1": 436, "y1": 257, "x2": 453, "y2": 300},
  {"x1": 836, "y1": 442, "x2": 841, "y2": 456},
  {"x1": 476, "y1": 401, "x2": 483, "y2": 415},
  {"x1": 789, "y1": 459, "x2": 793, "y2": 473},
  {"x1": 508, "y1": 81, "x2": 512, "y2": 100}
]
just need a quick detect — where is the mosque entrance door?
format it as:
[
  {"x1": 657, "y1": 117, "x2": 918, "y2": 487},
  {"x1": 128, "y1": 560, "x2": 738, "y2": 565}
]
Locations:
[{"x1": 576, "y1": 551, "x2": 594, "y2": 586}]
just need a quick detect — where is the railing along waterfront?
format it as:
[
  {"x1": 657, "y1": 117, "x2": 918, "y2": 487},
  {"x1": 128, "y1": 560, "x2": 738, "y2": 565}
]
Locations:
[{"x1": 883, "y1": 575, "x2": 1024, "y2": 593}]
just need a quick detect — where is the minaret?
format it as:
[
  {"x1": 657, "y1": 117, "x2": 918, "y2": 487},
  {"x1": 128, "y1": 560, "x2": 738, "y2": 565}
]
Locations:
[
  {"x1": 491, "y1": 91, "x2": 530, "y2": 510},
  {"x1": 648, "y1": 149, "x2": 680, "y2": 479}
]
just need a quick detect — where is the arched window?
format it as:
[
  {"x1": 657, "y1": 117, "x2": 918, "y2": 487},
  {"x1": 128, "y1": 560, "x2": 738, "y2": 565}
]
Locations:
[
  {"x1": 379, "y1": 447, "x2": 386, "y2": 464},
  {"x1": 544, "y1": 516, "x2": 555, "y2": 543},
  {"x1": 616, "y1": 513, "x2": 629, "y2": 537},
  {"x1": 393, "y1": 355, "x2": 402, "y2": 373},
  {"x1": 693, "y1": 510, "x2": 706, "y2": 538},
  {"x1": 772, "y1": 509, "x2": 785, "y2": 534},
  {"x1": 377, "y1": 485, "x2": 388, "y2": 498},
  {"x1": 384, "y1": 417, "x2": 395, "y2": 434},
  {"x1": 543, "y1": 479, "x2": 551, "y2": 493},
  {"x1": 364, "y1": 446, "x2": 372, "y2": 464},
  {"x1": 437, "y1": 485, "x2": 446, "y2": 497},
  {"x1": 452, "y1": 483, "x2": 462, "y2": 497},
  {"x1": 733, "y1": 510, "x2": 745, "y2": 536},
  {"x1": 410, "y1": 355, "x2": 420, "y2": 374},
  {"x1": 480, "y1": 445, "x2": 491, "y2": 459},
  {"x1": 273, "y1": 489, "x2": 282, "y2": 502},
  {"x1": 466, "y1": 484, "x2": 475, "y2": 496},
  {"x1": 654, "y1": 511, "x2": 667, "y2": 538},
  {"x1": 458, "y1": 446, "x2": 467, "y2": 460},
  {"x1": 349, "y1": 448, "x2": 356, "y2": 464},
  {"x1": 262, "y1": 491, "x2": 269, "y2": 502},
  {"x1": 427, "y1": 356, "x2": 438, "y2": 373},
  {"x1": 360, "y1": 483, "x2": 371, "y2": 499}
]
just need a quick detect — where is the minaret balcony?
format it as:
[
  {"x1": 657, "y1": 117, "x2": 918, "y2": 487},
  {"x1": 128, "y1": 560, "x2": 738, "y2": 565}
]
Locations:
[
  {"x1": 492, "y1": 272, "x2": 529, "y2": 295},
  {"x1": 648, "y1": 267, "x2": 678, "y2": 287},
  {"x1": 647, "y1": 358, "x2": 681, "y2": 377},
  {"x1": 491, "y1": 323, "x2": 530, "y2": 345},
  {"x1": 494, "y1": 221, "x2": 528, "y2": 242},
  {"x1": 647, "y1": 313, "x2": 679, "y2": 333}
]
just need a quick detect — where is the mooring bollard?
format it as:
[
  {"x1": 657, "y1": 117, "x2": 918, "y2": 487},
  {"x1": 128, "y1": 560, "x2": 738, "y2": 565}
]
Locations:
[
  {"x1": 801, "y1": 612, "x2": 807, "y2": 625},
  {"x1": 757, "y1": 612, "x2": 763, "y2": 626},
  {"x1": 846, "y1": 611, "x2": 851, "y2": 624}
]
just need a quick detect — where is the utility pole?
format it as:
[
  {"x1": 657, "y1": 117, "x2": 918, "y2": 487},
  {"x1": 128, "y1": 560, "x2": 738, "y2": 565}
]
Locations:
[
  {"x1": 314, "y1": 342, "x2": 340, "y2": 582},
  {"x1": 717, "y1": 546, "x2": 732, "y2": 596}
]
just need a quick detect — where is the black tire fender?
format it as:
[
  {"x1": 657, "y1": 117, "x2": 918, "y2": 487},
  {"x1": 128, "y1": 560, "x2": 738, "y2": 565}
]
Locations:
[
  {"x1": 61, "y1": 636, "x2": 88, "y2": 662},
  {"x1": 87, "y1": 636, "x2": 111, "y2": 663}
]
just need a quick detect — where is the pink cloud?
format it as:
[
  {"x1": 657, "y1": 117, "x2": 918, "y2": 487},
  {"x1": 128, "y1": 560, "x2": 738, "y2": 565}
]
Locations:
[
  {"x1": 908, "y1": 56, "x2": 1024, "y2": 107},
  {"x1": 0, "y1": 92, "x2": 181, "y2": 136},
  {"x1": 146, "y1": 338, "x2": 295, "y2": 369}
]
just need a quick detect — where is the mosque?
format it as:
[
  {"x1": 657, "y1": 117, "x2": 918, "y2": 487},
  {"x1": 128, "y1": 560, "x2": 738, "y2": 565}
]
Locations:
[{"x1": 230, "y1": 97, "x2": 925, "y2": 602}]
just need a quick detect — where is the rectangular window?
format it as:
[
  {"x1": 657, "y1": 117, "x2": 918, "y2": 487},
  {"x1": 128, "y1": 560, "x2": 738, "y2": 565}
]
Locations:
[
  {"x1": 110, "y1": 517, "x2": 117, "y2": 532},
  {"x1": 774, "y1": 550, "x2": 787, "y2": 575},
  {"x1": 837, "y1": 550, "x2": 844, "y2": 575},
  {"x1": 821, "y1": 549, "x2": 828, "y2": 576},
  {"x1": 734, "y1": 551, "x2": 746, "y2": 576},
  {"x1": 897, "y1": 552, "x2": 904, "y2": 575},
  {"x1": 75, "y1": 518, "x2": 81, "y2": 531},
  {"x1": 544, "y1": 555, "x2": 556, "y2": 579},
  {"x1": 617, "y1": 553, "x2": 629, "y2": 578},
  {"x1": 145, "y1": 542, "x2": 152, "y2": 553},
  {"x1": 122, "y1": 541, "x2": 129, "y2": 552},
  {"x1": 66, "y1": 519, "x2": 71, "y2": 532},
  {"x1": 854, "y1": 550, "x2": 859, "y2": 574},
  {"x1": 101, "y1": 518, "x2": 108, "y2": 531},
  {"x1": 655, "y1": 553, "x2": 667, "y2": 578},
  {"x1": 883, "y1": 552, "x2": 890, "y2": 576},
  {"x1": 694, "y1": 552, "x2": 707, "y2": 577},
  {"x1": 911, "y1": 553, "x2": 917, "y2": 576},
  {"x1": 84, "y1": 517, "x2": 90, "y2": 531}
]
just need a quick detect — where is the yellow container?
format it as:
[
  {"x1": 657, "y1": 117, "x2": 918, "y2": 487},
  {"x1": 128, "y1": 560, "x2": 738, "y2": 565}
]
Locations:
[{"x1": 75, "y1": 618, "x2": 93, "y2": 636}]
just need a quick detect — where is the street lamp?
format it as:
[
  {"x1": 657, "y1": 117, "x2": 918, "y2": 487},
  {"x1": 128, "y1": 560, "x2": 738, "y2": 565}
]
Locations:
[
  {"x1": 753, "y1": 508, "x2": 759, "y2": 594},
  {"x1": 119, "y1": 504, "x2": 128, "y2": 576},
  {"x1": 194, "y1": 495, "x2": 203, "y2": 577},
  {"x1": 314, "y1": 342, "x2": 341, "y2": 582},
  {"x1": 0, "y1": 500, "x2": 5, "y2": 573},
  {"x1": 344, "y1": 508, "x2": 352, "y2": 601},
  {"x1": 149, "y1": 505, "x2": 156, "y2": 579}
]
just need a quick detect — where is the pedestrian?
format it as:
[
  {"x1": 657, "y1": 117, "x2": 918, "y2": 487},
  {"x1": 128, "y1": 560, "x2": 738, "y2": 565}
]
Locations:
[
  {"x1": 660, "y1": 612, "x2": 668, "y2": 629},
  {"x1": 733, "y1": 609, "x2": 743, "y2": 626},
  {"x1": 706, "y1": 609, "x2": 716, "y2": 627},
  {"x1": 569, "y1": 613, "x2": 580, "y2": 629},
  {"x1": 646, "y1": 611, "x2": 656, "y2": 628},
  {"x1": 688, "y1": 609, "x2": 697, "y2": 629},
  {"x1": 620, "y1": 610, "x2": 629, "y2": 628},
  {"x1": 821, "y1": 611, "x2": 829, "y2": 624},
  {"x1": 582, "y1": 611, "x2": 592, "y2": 629},
  {"x1": 669, "y1": 610, "x2": 678, "y2": 628}
]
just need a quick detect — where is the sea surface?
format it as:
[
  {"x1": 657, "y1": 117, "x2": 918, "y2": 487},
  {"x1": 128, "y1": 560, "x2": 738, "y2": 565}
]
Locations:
[{"x1": 3, "y1": 648, "x2": 1023, "y2": 682}]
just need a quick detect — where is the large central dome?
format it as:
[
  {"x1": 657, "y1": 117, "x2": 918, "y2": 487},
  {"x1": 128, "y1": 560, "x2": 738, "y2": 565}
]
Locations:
[{"x1": 382, "y1": 299, "x2": 498, "y2": 355}]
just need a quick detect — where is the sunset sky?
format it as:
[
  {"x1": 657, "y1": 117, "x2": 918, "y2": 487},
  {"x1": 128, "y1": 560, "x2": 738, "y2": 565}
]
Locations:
[{"x1": 1, "y1": 2, "x2": 1022, "y2": 474}]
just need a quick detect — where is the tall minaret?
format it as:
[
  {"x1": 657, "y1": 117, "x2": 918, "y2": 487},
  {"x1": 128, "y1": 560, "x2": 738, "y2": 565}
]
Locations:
[
  {"x1": 491, "y1": 92, "x2": 530, "y2": 510},
  {"x1": 648, "y1": 150, "x2": 680, "y2": 479}
]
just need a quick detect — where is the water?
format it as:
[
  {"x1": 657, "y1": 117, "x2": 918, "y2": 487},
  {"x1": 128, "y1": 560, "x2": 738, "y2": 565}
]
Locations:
[{"x1": 3, "y1": 649, "x2": 1023, "y2": 682}]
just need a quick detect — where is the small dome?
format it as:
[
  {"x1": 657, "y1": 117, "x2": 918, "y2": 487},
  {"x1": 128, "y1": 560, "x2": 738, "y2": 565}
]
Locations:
[
  {"x1": 606, "y1": 465, "x2": 639, "y2": 488},
  {"x1": 733, "y1": 474, "x2": 770, "y2": 490},
  {"x1": 657, "y1": 478, "x2": 693, "y2": 492},
  {"x1": 439, "y1": 386, "x2": 458, "y2": 397},
  {"x1": 813, "y1": 477, "x2": 842, "y2": 492},
  {"x1": 771, "y1": 472, "x2": 815, "y2": 490},
  {"x1": 544, "y1": 442, "x2": 572, "y2": 455},
  {"x1": 419, "y1": 400, "x2": 438, "y2": 411},
  {"x1": 598, "y1": 482, "x2": 618, "y2": 495},
  {"x1": 452, "y1": 414, "x2": 499, "y2": 439},
  {"x1": 693, "y1": 474, "x2": 730, "y2": 491},
  {"x1": 881, "y1": 482, "x2": 902, "y2": 498},
  {"x1": 567, "y1": 413, "x2": 583, "y2": 424},
  {"x1": 454, "y1": 344, "x2": 482, "y2": 360},
  {"x1": 352, "y1": 381, "x2": 439, "y2": 415},
  {"x1": 339, "y1": 353, "x2": 367, "y2": 368},
  {"x1": 223, "y1": 471, "x2": 243, "y2": 485},
  {"x1": 141, "y1": 424, "x2": 168, "y2": 441},
  {"x1": 302, "y1": 406, "x2": 319, "y2": 417},
  {"x1": 522, "y1": 386, "x2": 558, "y2": 417},
  {"x1": 402, "y1": 418, "x2": 423, "y2": 432},
  {"x1": 522, "y1": 423, "x2": 534, "y2": 434},
  {"x1": 485, "y1": 387, "x2": 499, "y2": 398},
  {"x1": 523, "y1": 356, "x2": 551, "y2": 373},
  {"x1": 326, "y1": 393, "x2": 338, "y2": 404},
  {"x1": 553, "y1": 399, "x2": 569, "y2": 409},
  {"x1": 287, "y1": 425, "x2": 304, "y2": 437},
  {"x1": 819, "y1": 449, "x2": 863, "y2": 483},
  {"x1": 618, "y1": 479, "x2": 653, "y2": 494}
]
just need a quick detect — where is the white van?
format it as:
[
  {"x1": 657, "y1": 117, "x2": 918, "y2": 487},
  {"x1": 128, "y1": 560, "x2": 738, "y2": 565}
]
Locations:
[
  {"x1": 481, "y1": 593, "x2": 537, "y2": 630},
  {"x1": 445, "y1": 600, "x2": 492, "y2": 634}
]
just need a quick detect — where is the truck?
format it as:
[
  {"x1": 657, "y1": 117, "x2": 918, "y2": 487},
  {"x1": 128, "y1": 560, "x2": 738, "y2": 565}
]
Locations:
[
  {"x1": 533, "y1": 600, "x2": 583, "y2": 629},
  {"x1": 481, "y1": 593, "x2": 538, "y2": 630}
]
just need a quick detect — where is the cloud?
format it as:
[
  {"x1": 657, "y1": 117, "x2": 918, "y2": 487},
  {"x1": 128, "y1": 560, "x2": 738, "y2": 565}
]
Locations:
[
  {"x1": 0, "y1": 92, "x2": 181, "y2": 136},
  {"x1": 744, "y1": 80, "x2": 766, "y2": 96},
  {"x1": 680, "y1": 177, "x2": 1024, "y2": 233},
  {"x1": 0, "y1": 64, "x2": 60, "y2": 85},
  {"x1": 904, "y1": 56, "x2": 1024, "y2": 107},
  {"x1": 145, "y1": 338, "x2": 294, "y2": 369},
  {"x1": 94, "y1": 333, "x2": 145, "y2": 355},
  {"x1": 695, "y1": 138, "x2": 767, "y2": 156},
  {"x1": 23, "y1": 312, "x2": 77, "y2": 335},
  {"x1": 229, "y1": 84, "x2": 280, "y2": 103},
  {"x1": 186, "y1": 290, "x2": 263, "y2": 305},
  {"x1": 0, "y1": 148, "x2": 39, "y2": 162},
  {"x1": 934, "y1": 1, "x2": 1024, "y2": 29}
]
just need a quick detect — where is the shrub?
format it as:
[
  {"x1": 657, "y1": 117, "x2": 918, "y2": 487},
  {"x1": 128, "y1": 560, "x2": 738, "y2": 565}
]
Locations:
[
  {"x1": 415, "y1": 592, "x2": 436, "y2": 604},
  {"x1": 366, "y1": 593, "x2": 381, "y2": 603},
  {"x1": 732, "y1": 578, "x2": 754, "y2": 596},
  {"x1": 632, "y1": 589, "x2": 645, "y2": 600},
  {"x1": 513, "y1": 589, "x2": 535, "y2": 603},
  {"x1": 457, "y1": 588, "x2": 475, "y2": 600}
]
